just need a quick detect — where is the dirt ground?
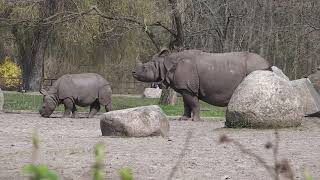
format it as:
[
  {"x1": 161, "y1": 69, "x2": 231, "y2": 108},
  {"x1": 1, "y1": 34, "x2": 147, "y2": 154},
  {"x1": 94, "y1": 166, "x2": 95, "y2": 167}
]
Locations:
[{"x1": 0, "y1": 112, "x2": 319, "y2": 180}]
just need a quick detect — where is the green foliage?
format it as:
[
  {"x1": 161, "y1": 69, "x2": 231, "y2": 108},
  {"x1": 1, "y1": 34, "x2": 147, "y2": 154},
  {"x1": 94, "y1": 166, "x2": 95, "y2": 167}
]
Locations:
[
  {"x1": 118, "y1": 167, "x2": 133, "y2": 180},
  {"x1": 0, "y1": 56, "x2": 22, "y2": 89},
  {"x1": 22, "y1": 130, "x2": 58, "y2": 180},
  {"x1": 22, "y1": 164, "x2": 58, "y2": 180},
  {"x1": 92, "y1": 143, "x2": 105, "y2": 180},
  {"x1": 32, "y1": 130, "x2": 40, "y2": 149},
  {"x1": 304, "y1": 167, "x2": 314, "y2": 180}
]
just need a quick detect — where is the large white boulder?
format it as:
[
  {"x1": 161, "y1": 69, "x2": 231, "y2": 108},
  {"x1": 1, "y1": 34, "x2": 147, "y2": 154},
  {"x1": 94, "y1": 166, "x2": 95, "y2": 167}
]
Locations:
[
  {"x1": 0, "y1": 88, "x2": 3, "y2": 112},
  {"x1": 100, "y1": 105, "x2": 169, "y2": 137},
  {"x1": 143, "y1": 88, "x2": 162, "y2": 98},
  {"x1": 226, "y1": 70, "x2": 303, "y2": 128}
]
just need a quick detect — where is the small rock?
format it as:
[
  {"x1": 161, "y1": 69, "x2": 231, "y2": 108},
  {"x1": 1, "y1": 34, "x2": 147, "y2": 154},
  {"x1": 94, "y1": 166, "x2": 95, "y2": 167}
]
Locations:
[
  {"x1": 143, "y1": 88, "x2": 162, "y2": 98},
  {"x1": 308, "y1": 69, "x2": 320, "y2": 94},
  {"x1": 290, "y1": 78, "x2": 320, "y2": 115},
  {"x1": 100, "y1": 105, "x2": 170, "y2": 137}
]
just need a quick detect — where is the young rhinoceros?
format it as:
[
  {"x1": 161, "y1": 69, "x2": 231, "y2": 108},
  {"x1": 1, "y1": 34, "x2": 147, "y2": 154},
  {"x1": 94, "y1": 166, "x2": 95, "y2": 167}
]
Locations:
[
  {"x1": 132, "y1": 49, "x2": 270, "y2": 121},
  {"x1": 39, "y1": 73, "x2": 112, "y2": 118}
]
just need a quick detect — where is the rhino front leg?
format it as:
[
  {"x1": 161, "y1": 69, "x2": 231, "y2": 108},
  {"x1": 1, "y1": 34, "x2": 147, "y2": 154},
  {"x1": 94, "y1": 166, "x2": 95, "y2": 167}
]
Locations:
[
  {"x1": 180, "y1": 91, "x2": 201, "y2": 121},
  {"x1": 63, "y1": 98, "x2": 74, "y2": 118},
  {"x1": 88, "y1": 101, "x2": 100, "y2": 118}
]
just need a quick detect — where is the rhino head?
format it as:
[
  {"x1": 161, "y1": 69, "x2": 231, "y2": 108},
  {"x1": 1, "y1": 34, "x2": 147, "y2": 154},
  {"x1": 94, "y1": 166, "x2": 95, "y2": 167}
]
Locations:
[
  {"x1": 132, "y1": 48, "x2": 171, "y2": 83},
  {"x1": 39, "y1": 89, "x2": 58, "y2": 117}
]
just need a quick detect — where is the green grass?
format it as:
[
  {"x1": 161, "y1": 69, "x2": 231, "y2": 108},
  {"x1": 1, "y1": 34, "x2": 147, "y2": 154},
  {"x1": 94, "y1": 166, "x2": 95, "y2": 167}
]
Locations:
[{"x1": 3, "y1": 92, "x2": 225, "y2": 117}]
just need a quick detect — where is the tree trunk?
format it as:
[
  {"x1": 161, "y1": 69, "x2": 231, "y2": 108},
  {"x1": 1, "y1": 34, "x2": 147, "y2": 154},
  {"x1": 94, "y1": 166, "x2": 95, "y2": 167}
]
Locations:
[
  {"x1": 14, "y1": 0, "x2": 56, "y2": 91},
  {"x1": 159, "y1": 87, "x2": 177, "y2": 105},
  {"x1": 159, "y1": 0, "x2": 185, "y2": 105},
  {"x1": 29, "y1": 28, "x2": 49, "y2": 90}
]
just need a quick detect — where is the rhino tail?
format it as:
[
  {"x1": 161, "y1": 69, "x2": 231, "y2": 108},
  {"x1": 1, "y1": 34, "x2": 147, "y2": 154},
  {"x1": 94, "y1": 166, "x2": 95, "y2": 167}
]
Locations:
[{"x1": 98, "y1": 84, "x2": 112, "y2": 107}]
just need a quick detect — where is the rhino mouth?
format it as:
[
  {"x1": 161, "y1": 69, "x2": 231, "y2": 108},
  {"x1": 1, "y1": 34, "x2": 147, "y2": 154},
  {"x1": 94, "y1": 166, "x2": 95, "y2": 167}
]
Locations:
[
  {"x1": 39, "y1": 110, "x2": 52, "y2": 118},
  {"x1": 40, "y1": 113, "x2": 50, "y2": 118}
]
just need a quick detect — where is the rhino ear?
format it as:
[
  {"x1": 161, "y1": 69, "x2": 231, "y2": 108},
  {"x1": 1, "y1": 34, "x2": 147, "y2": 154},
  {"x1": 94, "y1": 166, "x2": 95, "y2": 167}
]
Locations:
[
  {"x1": 39, "y1": 89, "x2": 48, "y2": 96},
  {"x1": 159, "y1": 48, "x2": 170, "y2": 57},
  {"x1": 157, "y1": 60, "x2": 166, "y2": 83}
]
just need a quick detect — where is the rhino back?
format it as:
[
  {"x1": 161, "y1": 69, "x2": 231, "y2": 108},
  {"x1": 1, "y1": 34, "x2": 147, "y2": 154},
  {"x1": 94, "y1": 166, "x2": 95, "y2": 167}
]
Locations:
[
  {"x1": 245, "y1": 52, "x2": 270, "y2": 73},
  {"x1": 163, "y1": 50, "x2": 269, "y2": 106},
  {"x1": 56, "y1": 73, "x2": 110, "y2": 106},
  {"x1": 194, "y1": 52, "x2": 249, "y2": 106},
  {"x1": 169, "y1": 51, "x2": 268, "y2": 106}
]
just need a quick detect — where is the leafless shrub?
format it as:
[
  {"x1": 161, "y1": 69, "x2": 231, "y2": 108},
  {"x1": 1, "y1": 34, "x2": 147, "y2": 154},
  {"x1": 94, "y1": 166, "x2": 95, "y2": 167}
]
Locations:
[{"x1": 219, "y1": 130, "x2": 295, "y2": 180}]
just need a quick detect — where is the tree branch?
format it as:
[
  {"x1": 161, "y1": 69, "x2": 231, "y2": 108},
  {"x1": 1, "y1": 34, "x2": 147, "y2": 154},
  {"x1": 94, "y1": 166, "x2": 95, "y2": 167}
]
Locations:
[
  {"x1": 0, "y1": 5, "x2": 177, "y2": 52},
  {"x1": 149, "y1": 21, "x2": 177, "y2": 37}
]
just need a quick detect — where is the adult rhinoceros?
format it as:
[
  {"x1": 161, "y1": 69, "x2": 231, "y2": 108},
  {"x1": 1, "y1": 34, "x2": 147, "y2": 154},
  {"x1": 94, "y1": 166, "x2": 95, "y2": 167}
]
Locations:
[
  {"x1": 132, "y1": 49, "x2": 270, "y2": 121},
  {"x1": 39, "y1": 73, "x2": 112, "y2": 118}
]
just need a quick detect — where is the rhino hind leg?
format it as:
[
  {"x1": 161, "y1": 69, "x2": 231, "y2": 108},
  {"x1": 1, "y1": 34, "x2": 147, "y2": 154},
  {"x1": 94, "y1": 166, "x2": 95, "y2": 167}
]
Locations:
[
  {"x1": 71, "y1": 105, "x2": 79, "y2": 118},
  {"x1": 98, "y1": 85, "x2": 112, "y2": 111},
  {"x1": 180, "y1": 91, "x2": 201, "y2": 121},
  {"x1": 179, "y1": 98, "x2": 192, "y2": 121},
  {"x1": 88, "y1": 100, "x2": 100, "y2": 118},
  {"x1": 63, "y1": 98, "x2": 74, "y2": 118},
  {"x1": 105, "y1": 103, "x2": 112, "y2": 112}
]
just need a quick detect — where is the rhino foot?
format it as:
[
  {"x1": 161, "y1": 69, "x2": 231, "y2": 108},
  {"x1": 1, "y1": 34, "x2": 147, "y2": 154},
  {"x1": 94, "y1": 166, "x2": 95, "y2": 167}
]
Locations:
[
  {"x1": 191, "y1": 117, "x2": 203, "y2": 122},
  {"x1": 71, "y1": 112, "x2": 79, "y2": 118},
  {"x1": 178, "y1": 116, "x2": 191, "y2": 121}
]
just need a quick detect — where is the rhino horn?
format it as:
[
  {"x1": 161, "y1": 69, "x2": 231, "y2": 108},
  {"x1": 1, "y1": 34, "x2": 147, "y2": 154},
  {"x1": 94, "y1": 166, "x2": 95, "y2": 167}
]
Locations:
[{"x1": 39, "y1": 89, "x2": 48, "y2": 96}]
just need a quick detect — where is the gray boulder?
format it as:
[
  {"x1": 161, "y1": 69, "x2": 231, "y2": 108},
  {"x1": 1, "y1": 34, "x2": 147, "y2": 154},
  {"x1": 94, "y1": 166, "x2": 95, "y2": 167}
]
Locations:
[
  {"x1": 271, "y1": 66, "x2": 290, "y2": 80},
  {"x1": 100, "y1": 105, "x2": 169, "y2": 137},
  {"x1": 226, "y1": 70, "x2": 303, "y2": 128},
  {"x1": 290, "y1": 78, "x2": 320, "y2": 115},
  {"x1": 307, "y1": 70, "x2": 320, "y2": 94},
  {"x1": 0, "y1": 88, "x2": 3, "y2": 112},
  {"x1": 143, "y1": 88, "x2": 162, "y2": 98}
]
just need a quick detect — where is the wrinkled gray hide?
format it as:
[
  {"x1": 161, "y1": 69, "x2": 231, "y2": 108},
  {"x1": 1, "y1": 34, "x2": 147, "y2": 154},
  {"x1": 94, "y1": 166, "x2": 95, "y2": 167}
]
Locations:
[
  {"x1": 39, "y1": 73, "x2": 112, "y2": 118},
  {"x1": 132, "y1": 49, "x2": 270, "y2": 121}
]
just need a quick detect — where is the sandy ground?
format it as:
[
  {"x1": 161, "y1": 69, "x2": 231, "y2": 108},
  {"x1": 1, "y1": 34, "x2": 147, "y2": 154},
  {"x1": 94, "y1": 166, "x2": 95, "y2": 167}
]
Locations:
[{"x1": 0, "y1": 112, "x2": 319, "y2": 180}]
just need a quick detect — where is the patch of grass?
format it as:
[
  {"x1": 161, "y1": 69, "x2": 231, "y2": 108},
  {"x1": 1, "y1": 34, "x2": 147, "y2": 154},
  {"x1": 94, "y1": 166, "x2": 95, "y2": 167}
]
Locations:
[{"x1": 3, "y1": 92, "x2": 225, "y2": 117}]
